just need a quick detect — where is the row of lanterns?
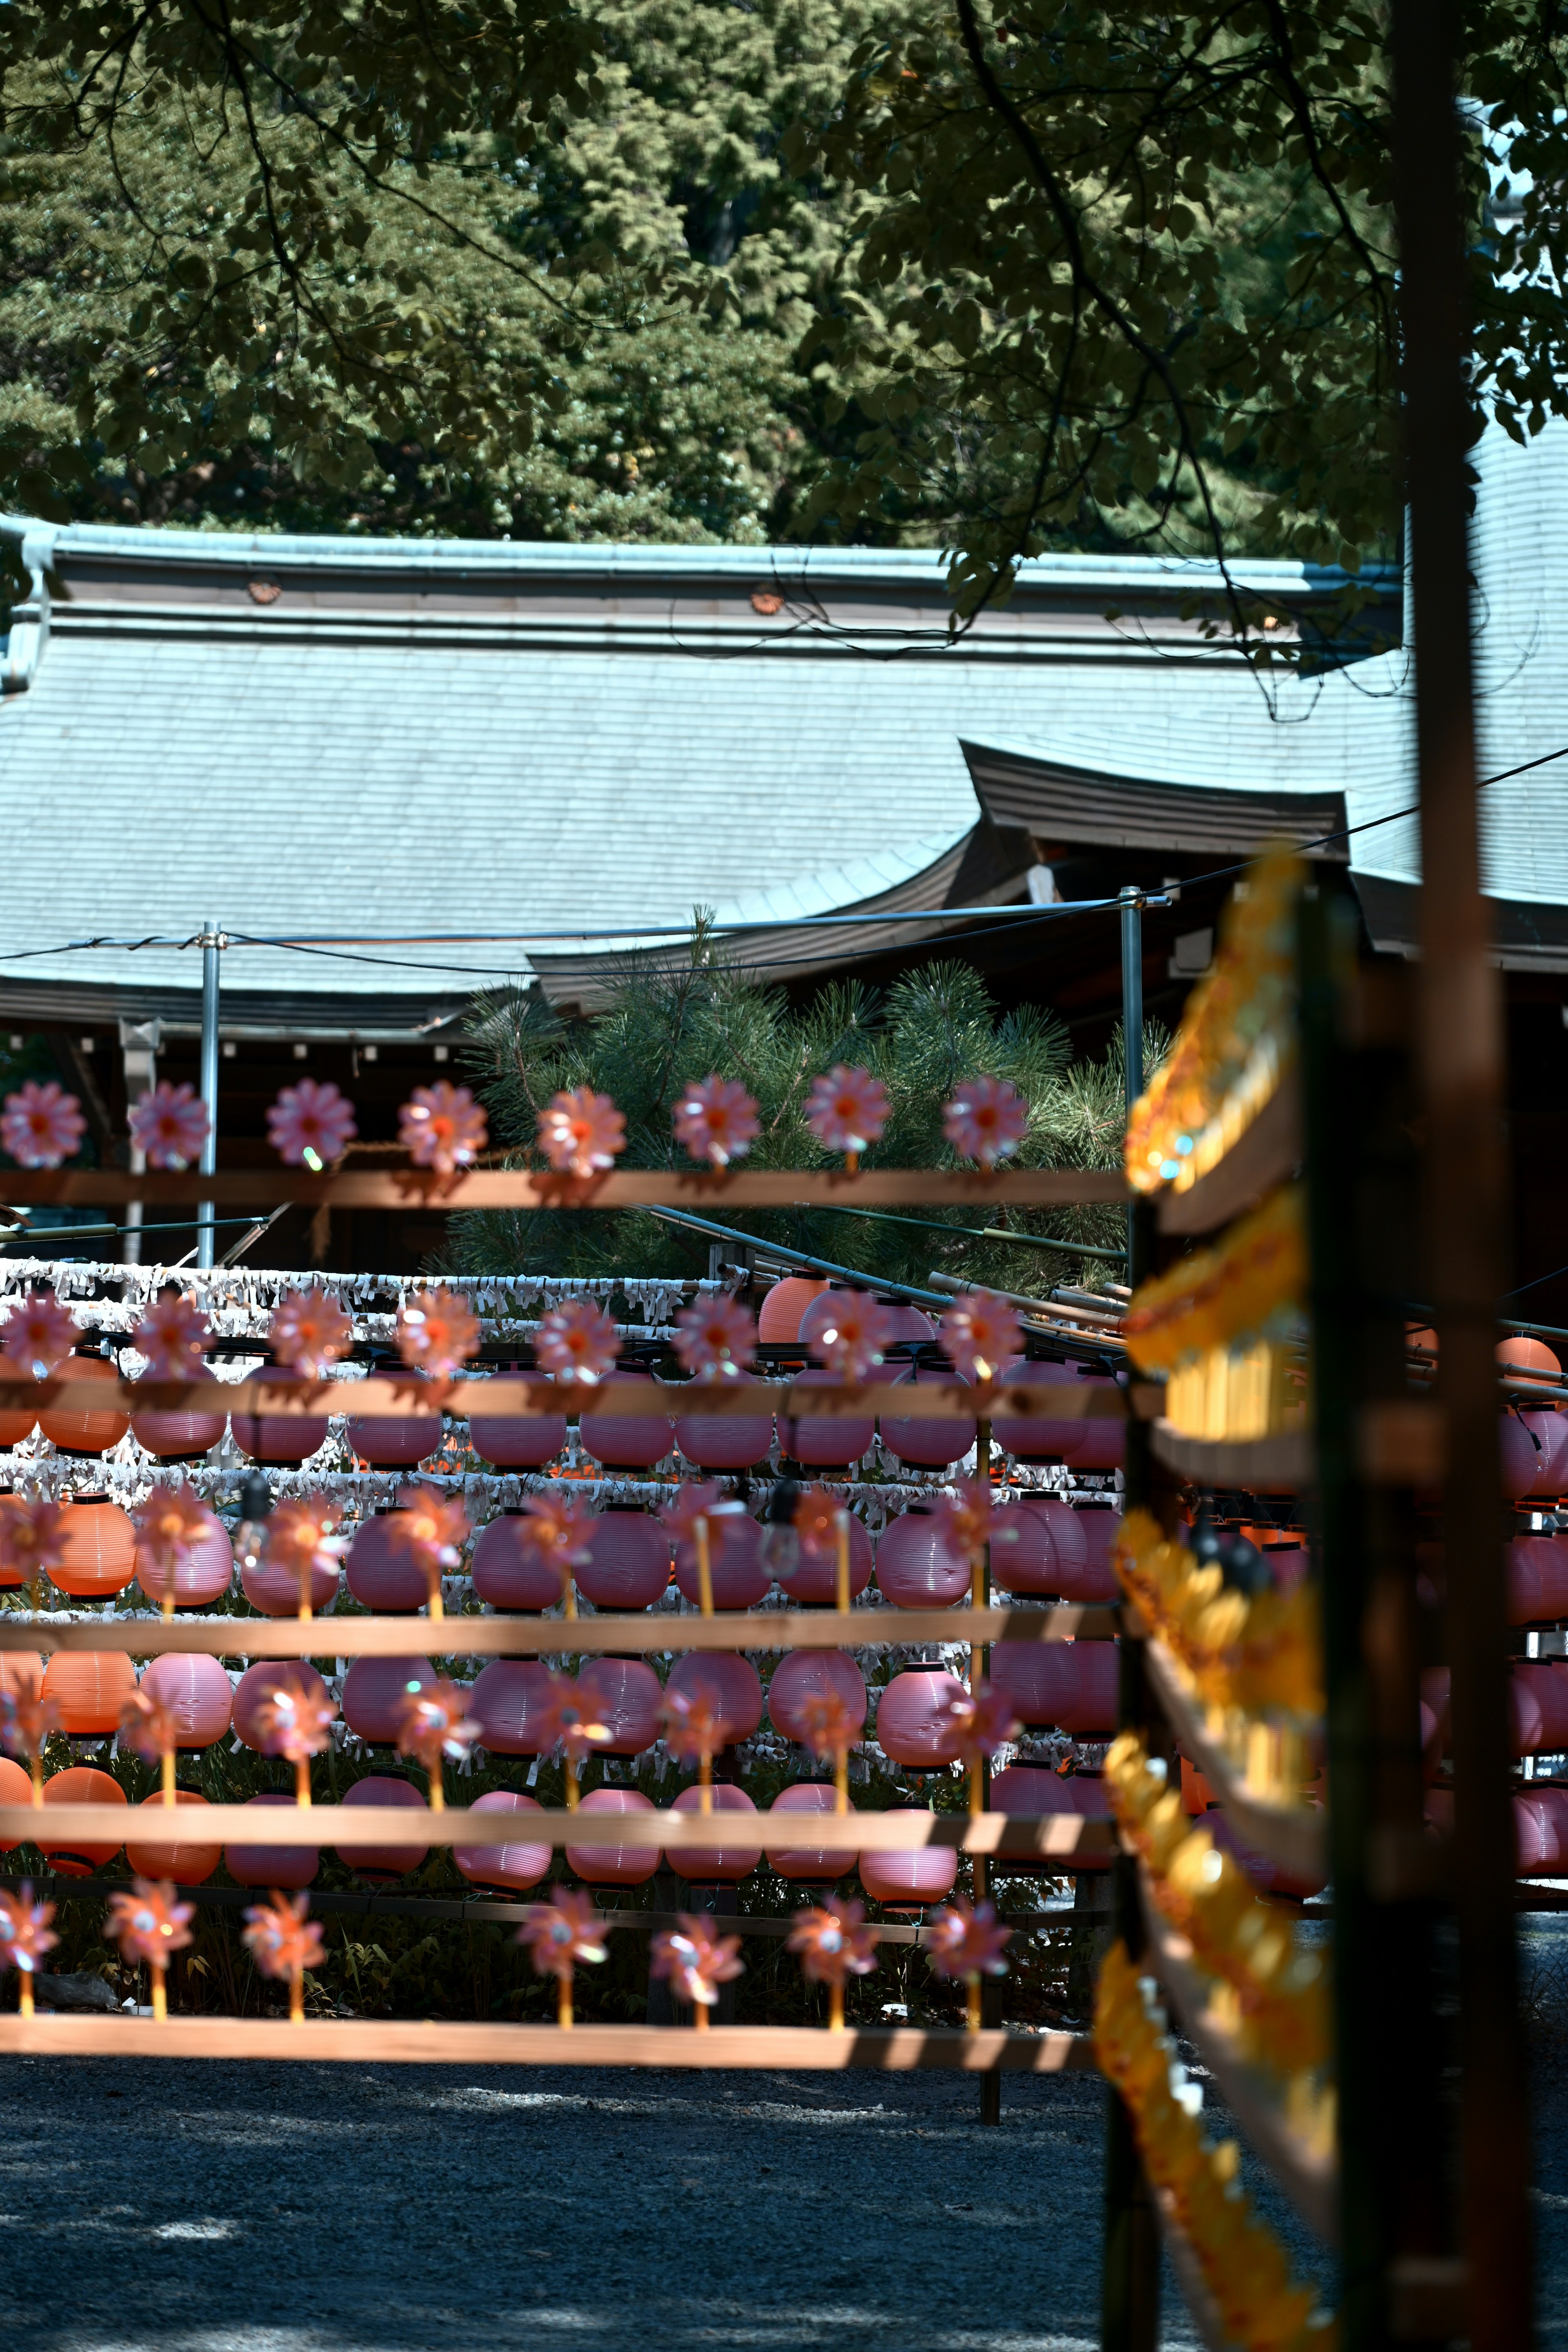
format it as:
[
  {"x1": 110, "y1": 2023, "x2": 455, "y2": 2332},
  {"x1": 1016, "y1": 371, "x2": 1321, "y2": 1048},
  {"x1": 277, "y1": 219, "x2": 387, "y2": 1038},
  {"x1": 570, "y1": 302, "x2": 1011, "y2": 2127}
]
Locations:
[
  {"x1": 0, "y1": 1347, "x2": 1126, "y2": 1478},
  {"x1": 0, "y1": 1488, "x2": 1123, "y2": 1611}
]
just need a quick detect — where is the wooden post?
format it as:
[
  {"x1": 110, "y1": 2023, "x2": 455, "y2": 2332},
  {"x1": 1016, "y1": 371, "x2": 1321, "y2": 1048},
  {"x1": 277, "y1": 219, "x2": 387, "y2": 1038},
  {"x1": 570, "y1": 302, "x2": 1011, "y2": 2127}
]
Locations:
[{"x1": 1390, "y1": 6, "x2": 1532, "y2": 2345}]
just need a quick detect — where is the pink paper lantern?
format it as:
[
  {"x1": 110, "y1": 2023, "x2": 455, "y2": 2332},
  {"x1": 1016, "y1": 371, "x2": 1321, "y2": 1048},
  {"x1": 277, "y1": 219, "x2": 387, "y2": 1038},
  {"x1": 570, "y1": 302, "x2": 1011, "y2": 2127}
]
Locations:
[
  {"x1": 468, "y1": 1658, "x2": 557, "y2": 1754},
  {"x1": 232, "y1": 1659, "x2": 332, "y2": 1753},
  {"x1": 454, "y1": 1789, "x2": 553, "y2": 1892},
  {"x1": 576, "y1": 1657, "x2": 663, "y2": 1754},
  {"x1": 672, "y1": 1508, "x2": 771, "y2": 1610},
  {"x1": 874, "y1": 1663, "x2": 968, "y2": 1766},
  {"x1": 1065, "y1": 1502, "x2": 1121, "y2": 1602},
  {"x1": 226, "y1": 1791, "x2": 317, "y2": 1890},
  {"x1": 1506, "y1": 1535, "x2": 1568, "y2": 1626},
  {"x1": 345, "y1": 1506, "x2": 431, "y2": 1614},
  {"x1": 470, "y1": 1512, "x2": 564, "y2": 1613},
  {"x1": 1499, "y1": 1410, "x2": 1545, "y2": 1501},
  {"x1": 467, "y1": 1379, "x2": 568, "y2": 1469},
  {"x1": 1069, "y1": 1376, "x2": 1125, "y2": 1472},
  {"x1": 780, "y1": 1367, "x2": 875, "y2": 1469},
  {"x1": 336, "y1": 1774, "x2": 431, "y2": 1880},
  {"x1": 1514, "y1": 1785, "x2": 1568, "y2": 1875},
  {"x1": 756, "y1": 1275, "x2": 827, "y2": 1342},
  {"x1": 774, "y1": 1511, "x2": 873, "y2": 1607},
  {"x1": 666, "y1": 1650, "x2": 763, "y2": 1742},
  {"x1": 241, "y1": 1538, "x2": 340, "y2": 1618},
  {"x1": 1510, "y1": 1662, "x2": 1568, "y2": 1756},
  {"x1": 664, "y1": 1782, "x2": 762, "y2": 1884},
  {"x1": 339, "y1": 1655, "x2": 438, "y2": 1746},
  {"x1": 990, "y1": 1360, "x2": 1090, "y2": 1463},
  {"x1": 345, "y1": 1377, "x2": 443, "y2": 1468},
  {"x1": 800, "y1": 1288, "x2": 934, "y2": 1351},
  {"x1": 138, "y1": 1653, "x2": 234, "y2": 1748},
  {"x1": 986, "y1": 1497, "x2": 1059, "y2": 1597},
  {"x1": 989, "y1": 1639, "x2": 1120, "y2": 1733},
  {"x1": 766, "y1": 1649, "x2": 867, "y2": 1745},
  {"x1": 575, "y1": 1508, "x2": 670, "y2": 1611},
  {"x1": 857, "y1": 1803, "x2": 958, "y2": 1907},
  {"x1": 230, "y1": 1369, "x2": 331, "y2": 1466},
  {"x1": 134, "y1": 1508, "x2": 234, "y2": 1611},
  {"x1": 674, "y1": 1375, "x2": 775, "y2": 1471},
  {"x1": 880, "y1": 1365, "x2": 975, "y2": 1470},
  {"x1": 874, "y1": 1504, "x2": 970, "y2": 1608},
  {"x1": 1519, "y1": 1408, "x2": 1568, "y2": 1500},
  {"x1": 579, "y1": 1371, "x2": 673, "y2": 1471},
  {"x1": 128, "y1": 1383, "x2": 227, "y2": 1461},
  {"x1": 566, "y1": 1786, "x2": 663, "y2": 1885},
  {"x1": 768, "y1": 1782, "x2": 860, "y2": 1880}
]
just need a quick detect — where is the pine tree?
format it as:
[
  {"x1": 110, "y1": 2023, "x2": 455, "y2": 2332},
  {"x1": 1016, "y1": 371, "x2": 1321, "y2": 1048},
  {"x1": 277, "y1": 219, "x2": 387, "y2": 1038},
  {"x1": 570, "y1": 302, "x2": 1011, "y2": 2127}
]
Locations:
[{"x1": 444, "y1": 937, "x2": 1147, "y2": 1294}]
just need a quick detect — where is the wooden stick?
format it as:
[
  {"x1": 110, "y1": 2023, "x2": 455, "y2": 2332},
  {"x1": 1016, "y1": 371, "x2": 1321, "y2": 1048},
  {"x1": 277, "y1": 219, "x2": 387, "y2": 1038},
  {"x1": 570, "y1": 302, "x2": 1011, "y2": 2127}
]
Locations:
[
  {"x1": 294, "y1": 1758, "x2": 311, "y2": 1809},
  {"x1": 967, "y1": 1976, "x2": 982, "y2": 2033},
  {"x1": 695, "y1": 1518, "x2": 714, "y2": 1618},
  {"x1": 835, "y1": 1512, "x2": 851, "y2": 1615},
  {"x1": 0, "y1": 1801, "x2": 1115, "y2": 1855},
  {"x1": 18, "y1": 1974, "x2": 32, "y2": 2018},
  {"x1": 162, "y1": 1753, "x2": 177, "y2": 1808},
  {"x1": 0, "y1": 1604, "x2": 1121, "y2": 1660},
  {"x1": 558, "y1": 1975, "x2": 572, "y2": 2032},
  {"x1": 290, "y1": 1964, "x2": 303, "y2": 2026},
  {"x1": 0, "y1": 2013, "x2": 1096, "y2": 2070},
  {"x1": 151, "y1": 1962, "x2": 167, "y2": 2023},
  {"x1": 829, "y1": 1981, "x2": 845, "y2": 2033},
  {"x1": 0, "y1": 1168, "x2": 1130, "y2": 1212}
]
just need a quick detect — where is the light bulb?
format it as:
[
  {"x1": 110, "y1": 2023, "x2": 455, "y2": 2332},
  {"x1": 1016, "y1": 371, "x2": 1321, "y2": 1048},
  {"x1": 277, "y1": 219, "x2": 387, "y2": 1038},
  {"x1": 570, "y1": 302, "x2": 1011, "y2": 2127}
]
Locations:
[{"x1": 232, "y1": 1468, "x2": 272, "y2": 1574}]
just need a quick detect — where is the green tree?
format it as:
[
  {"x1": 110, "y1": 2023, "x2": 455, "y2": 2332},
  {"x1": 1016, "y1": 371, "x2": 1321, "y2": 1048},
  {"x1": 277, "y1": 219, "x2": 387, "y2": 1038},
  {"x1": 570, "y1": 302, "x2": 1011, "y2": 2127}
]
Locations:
[
  {"x1": 786, "y1": 2, "x2": 1568, "y2": 644},
  {"x1": 0, "y1": 0, "x2": 898, "y2": 541},
  {"x1": 444, "y1": 943, "x2": 1137, "y2": 1291}
]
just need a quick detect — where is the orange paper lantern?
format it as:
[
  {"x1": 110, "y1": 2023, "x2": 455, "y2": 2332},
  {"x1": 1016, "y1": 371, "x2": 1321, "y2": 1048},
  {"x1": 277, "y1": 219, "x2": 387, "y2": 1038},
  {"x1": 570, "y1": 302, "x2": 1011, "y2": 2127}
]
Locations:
[{"x1": 38, "y1": 1766, "x2": 127, "y2": 1876}]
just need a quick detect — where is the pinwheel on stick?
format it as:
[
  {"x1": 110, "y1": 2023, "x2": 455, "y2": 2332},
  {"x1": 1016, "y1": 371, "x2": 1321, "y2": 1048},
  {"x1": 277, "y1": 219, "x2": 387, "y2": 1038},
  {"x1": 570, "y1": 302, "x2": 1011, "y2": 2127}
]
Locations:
[
  {"x1": 132, "y1": 1480, "x2": 212, "y2": 1620},
  {"x1": 242, "y1": 1891, "x2": 326, "y2": 2025},
  {"x1": 516, "y1": 1492, "x2": 593, "y2": 1621},
  {"x1": 105, "y1": 1878, "x2": 194, "y2": 2022},
  {"x1": 650, "y1": 1915, "x2": 743, "y2": 2032},
  {"x1": 253, "y1": 1668, "x2": 339, "y2": 1806},
  {"x1": 943, "y1": 1684, "x2": 1022, "y2": 1819},
  {"x1": 0, "y1": 1495, "x2": 69, "y2": 1612},
  {"x1": 797, "y1": 1689, "x2": 862, "y2": 1816},
  {"x1": 517, "y1": 1888, "x2": 609, "y2": 2030},
  {"x1": 793, "y1": 1486, "x2": 855, "y2": 1613},
  {"x1": 787, "y1": 1898, "x2": 879, "y2": 2031},
  {"x1": 394, "y1": 1679, "x2": 480, "y2": 1812},
  {"x1": 119, "y1": 1686, "x2": 183, "y2": 1807},
  {"x1": 662, "y1": 1680, "x2": 733, "y2": 1814},
  {"x1": 386, "y1": 1482, "x2": 469, "y2": 1621},
  {"x1": 0, "y1": 1884, "x2": 56, "y2": 2017},
  {"x1": 532, "y1": 1673, "x2": 613, "y2": 1812},
  {"x1": 264, "y1": 1491, "x2": 346, "y2": 1622},
  {"x1": 925, "y1": 1897, "x2": 1013, "y2": 2033},
  {"x1": 0, "y1": 1672, "x2": 58, "y2": 1803}
]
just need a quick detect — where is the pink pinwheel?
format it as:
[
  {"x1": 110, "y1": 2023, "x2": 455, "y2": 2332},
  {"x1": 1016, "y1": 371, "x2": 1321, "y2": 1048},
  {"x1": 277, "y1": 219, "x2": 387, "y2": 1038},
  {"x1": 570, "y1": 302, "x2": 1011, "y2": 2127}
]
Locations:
[
  {"x1": 659, "y1": 1480, "x2": 726, "y2": 1547},
  {"x1": 0, "y1": 1883, "x2": 57, "y2": 2016},
  {"x1": 133, "y1": 1291, "x2": 211, "y2": 1380},
  {"x1": 932, "y1": 1474, "x2": 996, "y2": 1568},
  {"x1": 804, "y1": 1065, "x2": 889, "y2": 1171},
  {"x1": 788, "y1": 1898, "x2": 878, "y2": 2027},
  {"x1": 0, "y1": 1672, "x2": 59, "y2": 1798},
  {"x1": 399, "y1": 1081, "x2": 488, "y2": 1177},
  {"x1": 650, "y1": 1914, "x2": 744, "y2": 2026},
  {"x1": 0, "y1": 1080, "x2": 85, "y2": 1170},
  {"x1": 128, "y1": 1081, "x2": 210, "y2": 1171},
  {"x1": 388, "y1": 1482, "x2": 470, "y2": 1616},
  {"x1": 925, "y1": 1895, "x2": 1013, "y2": 2029},
  {"x1": 672, "y1": 1293, "x2": 756, "y2": 1382},
  {"x1": 517, "y1": 1492, "x2": 593, "y2": 1616},
  {"x1": 944, "y1": 1682, "x2": 1021, "y2": 1815},
  {"x1": 0, "y1": 1498, "x2": 69, "y2": 1602},
  {"x1": 533, "y1": 1671, "x2": 614, "y2": 1807},
  {"x1": 266, "y1": 1078, "x2": 357, "y2": 1169},
  {"x1": 105, "y1": 1878, "x2": 193, "y2": 2018},
  {"x1": 0, "y1": 1287, "x2": 78, "y2": 1376},
  {"x1": 267, "y1": 1287, "x2": 353, "y2": 1378},
  {"x1": 533, "y1": 1297, "x2": 621, "y2": 1384},
  {"x1": 133, "y1": 1480, "x2": 210, "y2": 1574},
  {"x1": 119, "y1": 1687, "x2": 181, "y2": 1804},
  {"x1": 662, "y1": 1679, "x2": 733, "y2": 1810},
  {"x1": 536, "y1": 1086, "x2": 625, "y2": 1178},
  {"x1": 394, "y1": 1679, "x2": 481, "y2": 1806},
  {"x1": 940, "y1": 1288, "x2": 1025, "y2": 1383},
  {"x1": 943, "y1": 1075, "x2": 1029, "y2": 1169},
  {"x1": 242, "y1": 1891, "x2": 324, "y2": 2024},
  {"x1": 792, "y1": 1486, "x2": 844, "y2": 1561},
  {"x1": 673, "y1": 1076, "x2": 761, "y2": 1169},
  {"x1": 265, "y1": 1493, "x2": 346, "y2": 1617},
  {"x1": 806, "y1": 1289, "x2": 900, "y2": 1384},
  {"x1": 517, "y1": 1887, "x2": 609, "y2": 2029},
  {"x1": 798, "y1": 1687, "x2": 862, "y2": 1812},
  {"x1": 396, "y1": 1287, "x2": 480, "y2": 1378},
  {"x1": 254, "y1": 1667, "x2": 339, "y2": 1804}
]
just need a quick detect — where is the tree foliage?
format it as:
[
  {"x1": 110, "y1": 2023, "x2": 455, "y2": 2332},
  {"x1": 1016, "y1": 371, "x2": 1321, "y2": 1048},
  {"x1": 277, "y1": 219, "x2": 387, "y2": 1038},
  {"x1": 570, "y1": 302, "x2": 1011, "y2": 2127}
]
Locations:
[
  {"x1": 0, "y1": 0, "x2": 895, "y2": 540},
  {"x1": 444, "y1": 944, "x2": 1138, "y2": 1291},
  {"x1": 786, "y1": 1, "x2": 1568, "y2": 643}
]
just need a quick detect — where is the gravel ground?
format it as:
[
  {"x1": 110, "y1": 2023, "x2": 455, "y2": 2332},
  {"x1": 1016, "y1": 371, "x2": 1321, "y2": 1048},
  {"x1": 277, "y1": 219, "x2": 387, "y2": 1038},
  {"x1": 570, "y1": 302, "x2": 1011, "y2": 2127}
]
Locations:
[{"x1": 0, "y1": 2003, "x2": 1561, "y2": 2352}]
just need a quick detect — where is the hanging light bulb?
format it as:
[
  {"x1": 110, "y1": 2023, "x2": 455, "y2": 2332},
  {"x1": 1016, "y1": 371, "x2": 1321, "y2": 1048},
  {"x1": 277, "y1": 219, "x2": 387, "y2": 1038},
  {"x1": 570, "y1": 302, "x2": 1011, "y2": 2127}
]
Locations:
[
  {"x1": 757, "y1": 1478, "x2": 801, "y2": 1581},
  {"x1": 232, "y1": 1470, "x2": 273, "y2": 1574}
]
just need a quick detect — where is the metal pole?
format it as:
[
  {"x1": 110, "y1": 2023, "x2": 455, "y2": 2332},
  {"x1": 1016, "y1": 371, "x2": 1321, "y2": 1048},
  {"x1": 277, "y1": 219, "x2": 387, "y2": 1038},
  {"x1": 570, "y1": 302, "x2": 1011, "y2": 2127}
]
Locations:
[
  {"x1": 1120, "y1": 888, "x2": 1144, "y2": 1267},
  {"x1": 197, "y1": 918, "x2": 221, "y2": 1270},
  {"x1": 1390, "y1": 5, "x2": 1530, "y2": 2345}
]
